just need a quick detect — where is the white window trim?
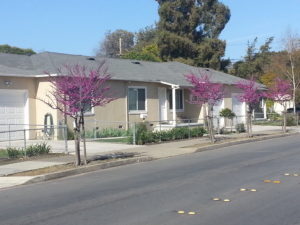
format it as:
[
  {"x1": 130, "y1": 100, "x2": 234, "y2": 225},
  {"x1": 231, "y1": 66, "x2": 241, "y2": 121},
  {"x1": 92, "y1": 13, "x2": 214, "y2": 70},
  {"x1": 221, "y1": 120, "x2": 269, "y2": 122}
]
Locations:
[
  {"x1": 83, "y1": 106, "x2": 95, "y2": 116},
  {"x1": 169, "y1": 89, "x2": 185, "y2": 112},
  {"x1": 128, "y1": 86, "x2": 147, "y2": 114}
]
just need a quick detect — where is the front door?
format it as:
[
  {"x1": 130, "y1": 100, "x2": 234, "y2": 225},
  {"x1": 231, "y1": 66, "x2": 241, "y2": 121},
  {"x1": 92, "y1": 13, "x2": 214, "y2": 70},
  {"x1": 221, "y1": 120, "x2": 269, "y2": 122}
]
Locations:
[{"x1": 158, "y1": 87, "x2": 167, "y2": 121}]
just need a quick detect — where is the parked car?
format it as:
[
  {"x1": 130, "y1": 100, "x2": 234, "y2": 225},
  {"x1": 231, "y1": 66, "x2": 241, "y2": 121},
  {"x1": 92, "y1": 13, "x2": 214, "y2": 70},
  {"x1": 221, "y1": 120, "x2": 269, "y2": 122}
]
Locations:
[{"x1": 287, "y1": 107, "x2": 300, "y2": 113}]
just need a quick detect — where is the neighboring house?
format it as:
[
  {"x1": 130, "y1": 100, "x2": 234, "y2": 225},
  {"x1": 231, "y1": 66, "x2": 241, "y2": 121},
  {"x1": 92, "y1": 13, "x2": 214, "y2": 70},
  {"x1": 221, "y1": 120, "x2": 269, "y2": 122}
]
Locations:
[{"x1": 0, "y1": 52, "x2": 252, "y2": 140}]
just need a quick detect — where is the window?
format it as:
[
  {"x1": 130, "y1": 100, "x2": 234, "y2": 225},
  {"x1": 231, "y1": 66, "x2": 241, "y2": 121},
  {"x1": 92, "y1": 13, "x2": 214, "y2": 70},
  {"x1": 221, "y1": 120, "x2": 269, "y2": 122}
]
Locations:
[
  {"x1": 168, "y1": 89, "x2": 184, "y2": 111},
  {"x1": 128, "y1": 87, "x2": 146, "y2": 112},
  {"x1": 82, "y1": 101, "x2": 93, "y2": 114}
]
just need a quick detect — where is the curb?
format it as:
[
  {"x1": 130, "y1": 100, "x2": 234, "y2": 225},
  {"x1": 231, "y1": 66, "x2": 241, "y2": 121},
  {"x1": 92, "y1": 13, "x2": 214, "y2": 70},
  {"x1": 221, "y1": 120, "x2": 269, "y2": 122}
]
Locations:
[
  {"x1": 195, "y1": 132, "x2": 299, "y2": 153},
  {"x1": 24, "y1": 156, "x2": 154, "y2": 185}
]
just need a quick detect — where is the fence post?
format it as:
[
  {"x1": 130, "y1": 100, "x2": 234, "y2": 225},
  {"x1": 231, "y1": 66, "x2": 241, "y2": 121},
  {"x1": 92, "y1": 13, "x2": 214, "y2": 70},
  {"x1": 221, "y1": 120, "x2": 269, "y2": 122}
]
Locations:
[
  {"x1": 217, "y1": 117, "x2": 220, "y2": 134},
  {"x1": 23, "y1": 129, "x2": 27, "y2": 158},
  {"x1": 94, "y1": 119, "x2": 97, "y2": 140},
  {"x1": 64, "y1": 125, "x2": 69, "y2": 154},
  {"x1": 8, "y1": 124, "x2": 11, "y2": 148},
  {"x1": 159, "y1": 121, "x2": 162, "y2": 142},
  {"x1": 132, "y1": 122, "x2": 136, "y2": 145},
  {"x1": 188, "y1": 120, "x2": 191, "y2": 139}
]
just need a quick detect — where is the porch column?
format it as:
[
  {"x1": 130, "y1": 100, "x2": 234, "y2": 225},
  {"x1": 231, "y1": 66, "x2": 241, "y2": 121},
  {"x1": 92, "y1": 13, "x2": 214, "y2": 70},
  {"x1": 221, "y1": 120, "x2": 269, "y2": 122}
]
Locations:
[
  {"x1": 263, "y1": 98, "x2": 267, "y2": 119},
  {"x1": 172, "y1": 86, "x2": 177, "y2": 125}
]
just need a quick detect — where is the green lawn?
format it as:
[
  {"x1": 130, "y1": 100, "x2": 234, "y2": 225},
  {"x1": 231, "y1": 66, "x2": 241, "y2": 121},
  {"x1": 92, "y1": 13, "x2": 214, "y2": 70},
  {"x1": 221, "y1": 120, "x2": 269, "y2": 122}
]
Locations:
[
  {"x1": 0, "y1": 150, "x2": 8, "y2": 158},
  {"x1": 253, "y1": 120, "x2": 282, "y2": 126},
  {"x1": 96, "y1": 137, "x2": 129, "y2": 144}
]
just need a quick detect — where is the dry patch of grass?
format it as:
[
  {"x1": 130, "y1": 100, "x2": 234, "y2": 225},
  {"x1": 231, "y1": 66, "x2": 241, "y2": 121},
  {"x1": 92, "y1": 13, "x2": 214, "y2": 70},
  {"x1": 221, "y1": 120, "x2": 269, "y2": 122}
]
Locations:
[{"x1": 9, "y1": 163, "x2": 76, "y2": 176}]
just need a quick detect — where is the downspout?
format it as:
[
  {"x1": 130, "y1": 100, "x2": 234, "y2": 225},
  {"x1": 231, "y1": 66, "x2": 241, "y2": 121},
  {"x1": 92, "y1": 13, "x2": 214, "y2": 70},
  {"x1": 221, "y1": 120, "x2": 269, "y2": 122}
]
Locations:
[{"x1": 125, "y1": 82, "x2": 129, "y2": 130}]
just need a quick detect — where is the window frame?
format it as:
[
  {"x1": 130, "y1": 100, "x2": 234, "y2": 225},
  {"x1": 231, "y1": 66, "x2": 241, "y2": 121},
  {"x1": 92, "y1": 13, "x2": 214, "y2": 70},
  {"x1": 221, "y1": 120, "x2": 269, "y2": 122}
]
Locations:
[
  {"x1": 82, "y1": 102, "x2": 95, "y2": 116},
  {"x1": 168, "y1": 89, "x2": 184, "y2": 112},
  {"x1": 128, "y1": 86, "x2": 147, "y2": 114}
]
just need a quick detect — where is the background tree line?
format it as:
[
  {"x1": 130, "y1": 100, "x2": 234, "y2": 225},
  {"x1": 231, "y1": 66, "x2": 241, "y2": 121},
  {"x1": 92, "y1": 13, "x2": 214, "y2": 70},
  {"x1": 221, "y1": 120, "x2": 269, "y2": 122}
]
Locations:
[{"x1": 96, "y1": 0, "x2": 231, "y2": 71}]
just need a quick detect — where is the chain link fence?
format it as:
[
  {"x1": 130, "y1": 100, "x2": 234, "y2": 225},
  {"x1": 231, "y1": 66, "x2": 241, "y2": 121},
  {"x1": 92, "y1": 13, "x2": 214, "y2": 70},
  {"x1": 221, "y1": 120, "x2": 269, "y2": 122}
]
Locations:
[{"x1": 0, "y1": 124, "x2": 68, "y2": 153}]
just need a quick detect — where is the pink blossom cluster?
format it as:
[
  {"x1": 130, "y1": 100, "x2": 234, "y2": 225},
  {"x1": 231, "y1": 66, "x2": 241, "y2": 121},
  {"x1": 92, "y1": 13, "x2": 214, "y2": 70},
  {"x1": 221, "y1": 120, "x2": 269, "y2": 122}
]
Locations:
[
  {"x1": 185, "y1": 73, "x2": 224, "y2": 106},
  {"x1": 264, "y1": 78, "x2": 292, "y2": 103},
  {"x1": 46, "y1": 63, "x2": 114, "y2": 117},
  {"x1": 235, "y1": 79, "x2": 262, "y2": 105}
]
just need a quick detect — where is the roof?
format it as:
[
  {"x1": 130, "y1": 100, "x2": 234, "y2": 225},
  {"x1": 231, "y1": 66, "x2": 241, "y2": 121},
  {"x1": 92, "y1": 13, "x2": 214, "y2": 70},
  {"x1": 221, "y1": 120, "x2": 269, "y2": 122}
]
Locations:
[{"x1": 0, "y1": 52, "x2": 256, "y2": 87}]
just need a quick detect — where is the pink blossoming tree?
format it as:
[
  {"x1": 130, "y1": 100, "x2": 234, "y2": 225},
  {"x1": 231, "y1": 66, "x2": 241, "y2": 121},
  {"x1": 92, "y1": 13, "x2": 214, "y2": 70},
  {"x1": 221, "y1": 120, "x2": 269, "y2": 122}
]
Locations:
[
  {"x1": 185, "y1": 72, "x2": 224, "y2": 143},
  {"x1": 265, "y1": 78, "x2": 292, "y2": 133},
  {"x1": 42, "y1": 62, "x2": 115, "y2": 166},
  {"x1": 235, "y1": 79, "x2": 263, "y2": 137}
]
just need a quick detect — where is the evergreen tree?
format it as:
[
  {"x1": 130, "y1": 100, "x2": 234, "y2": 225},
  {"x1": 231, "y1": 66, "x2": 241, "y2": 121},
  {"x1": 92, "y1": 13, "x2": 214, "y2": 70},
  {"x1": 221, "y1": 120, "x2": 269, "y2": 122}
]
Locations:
[{"x1": 155, "y1": 0, "x2": 230, "y2": 70}]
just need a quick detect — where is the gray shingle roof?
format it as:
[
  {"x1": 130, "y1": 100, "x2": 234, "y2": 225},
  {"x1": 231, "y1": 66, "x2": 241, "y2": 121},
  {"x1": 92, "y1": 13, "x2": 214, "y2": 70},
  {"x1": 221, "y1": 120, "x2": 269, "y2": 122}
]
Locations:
[{"x1": 0, "y1": 52, "x2": 256, "y2": 87}]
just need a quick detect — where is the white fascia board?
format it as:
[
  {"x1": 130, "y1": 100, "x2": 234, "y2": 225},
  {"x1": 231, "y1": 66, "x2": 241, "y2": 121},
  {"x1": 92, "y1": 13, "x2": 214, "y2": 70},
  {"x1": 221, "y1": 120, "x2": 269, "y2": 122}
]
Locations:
[{"x1": 159, "y1": 81, "x2": 179, "y2": 89}]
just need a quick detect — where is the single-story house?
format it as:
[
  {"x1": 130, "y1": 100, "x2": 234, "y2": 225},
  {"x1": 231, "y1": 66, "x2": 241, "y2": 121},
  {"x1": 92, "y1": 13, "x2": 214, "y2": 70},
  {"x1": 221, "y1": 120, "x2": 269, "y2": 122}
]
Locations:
[{"x1": 0, "y1": 52, "x2": 260, "y2": 140}]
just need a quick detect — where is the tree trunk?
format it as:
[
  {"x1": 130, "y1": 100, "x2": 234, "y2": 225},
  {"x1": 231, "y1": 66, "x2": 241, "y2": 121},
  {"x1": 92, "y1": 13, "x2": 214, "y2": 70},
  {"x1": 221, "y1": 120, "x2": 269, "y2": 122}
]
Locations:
[
  {"x1": 282, "y1": 104, "x2": 287, "y2": 133},
  {"x1": 207, "y1": 104, "x2": 215, "y2": 143},
  {"x1": 74, "y1": 118, "x2": 81, "y2": 166},
  {"x1": 80, "y1": 112, "x2": 87, "y2": 165},
  {"x1": 246, "y1": 111, "x2": 253, "y2": 138}
]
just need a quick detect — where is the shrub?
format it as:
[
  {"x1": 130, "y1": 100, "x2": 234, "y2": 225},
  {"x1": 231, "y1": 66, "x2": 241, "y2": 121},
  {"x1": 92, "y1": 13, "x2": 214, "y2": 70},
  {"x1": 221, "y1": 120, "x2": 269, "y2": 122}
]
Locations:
[
  {"x1": 7, "y1": 147, "x2": 24, "y2": 159},
  {"x1": 95, "y1": 128, "x2": 129, "y2": 138},
  {"x1": 173, "y1": 127, "x2": 190, "y2": 139},
  {"x1": 129, "y1": 125, "x2": 206, "y2": 145},
  {"x1": 220, "y1": 108, "x2": 236, "y2": 119},
  {"x1": 286, "y1": 114, "x2": 296, "y2": 126},
  {"x1": 67, "y1": 127, "x2": 74, "y2": 140},
  {"x1": 25, "y1": 143, "x2": 51, "y2": 157},
  {"x1": 190, "y1": 127, "x2": 206, "y2": 137},
  {"x1": 267, "y1": 113, "x2": 281, "y2": 121},
  {"x1": 235, "y1": 123, "x2": 245, "y2": 133}
]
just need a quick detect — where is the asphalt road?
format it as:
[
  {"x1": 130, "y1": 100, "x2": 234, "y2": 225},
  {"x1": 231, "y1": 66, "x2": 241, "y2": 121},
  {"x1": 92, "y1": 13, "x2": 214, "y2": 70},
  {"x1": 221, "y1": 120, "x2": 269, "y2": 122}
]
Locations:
[{"x1": 1, "y1": 135, "x2": 300, "y2": 225}]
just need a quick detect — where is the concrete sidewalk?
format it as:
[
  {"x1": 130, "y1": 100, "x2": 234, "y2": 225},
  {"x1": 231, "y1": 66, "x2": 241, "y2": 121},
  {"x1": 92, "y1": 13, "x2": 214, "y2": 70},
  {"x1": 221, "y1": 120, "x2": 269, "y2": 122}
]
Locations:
[{"x1": 1, "y1": 126, "x2": 300, "y2": 189}]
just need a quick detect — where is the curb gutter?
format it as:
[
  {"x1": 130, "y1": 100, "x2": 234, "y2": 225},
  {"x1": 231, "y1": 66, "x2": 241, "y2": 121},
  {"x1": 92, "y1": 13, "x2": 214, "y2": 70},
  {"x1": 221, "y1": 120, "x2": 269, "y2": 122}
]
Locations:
[
  {"x1": 25, "y1": 156, "x2": 153, "y2": 185},
  {"x1": 195, "y1": 132, "x2": 298, "y2": 153}
]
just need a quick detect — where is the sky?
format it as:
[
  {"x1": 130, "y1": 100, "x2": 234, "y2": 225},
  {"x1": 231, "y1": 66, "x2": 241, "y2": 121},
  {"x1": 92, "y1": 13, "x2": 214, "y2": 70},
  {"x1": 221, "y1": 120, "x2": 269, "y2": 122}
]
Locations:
[{"x1": 1, "y1": 0, "x2": 300, "y2": 61}]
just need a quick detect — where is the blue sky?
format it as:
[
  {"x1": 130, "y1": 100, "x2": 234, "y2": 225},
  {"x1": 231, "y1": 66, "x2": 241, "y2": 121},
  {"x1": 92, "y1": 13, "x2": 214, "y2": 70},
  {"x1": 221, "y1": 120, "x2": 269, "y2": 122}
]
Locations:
[{"x1": 1, "y1": 0, "x2": 299, "y2": 60}]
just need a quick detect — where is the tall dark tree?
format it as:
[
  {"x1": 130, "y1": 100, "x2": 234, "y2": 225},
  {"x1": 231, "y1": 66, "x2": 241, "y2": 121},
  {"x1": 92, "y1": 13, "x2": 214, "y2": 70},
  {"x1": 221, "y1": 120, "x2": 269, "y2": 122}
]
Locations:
[
  {"x1": 96, "y1": 29, "x2": 134, "y2": 57},
  {"x1": 0, "y1": 44, "x2": 36, "y2": 55},
  {"x1": 155, "y1": 0, "x2": 230, "y2": 70}
]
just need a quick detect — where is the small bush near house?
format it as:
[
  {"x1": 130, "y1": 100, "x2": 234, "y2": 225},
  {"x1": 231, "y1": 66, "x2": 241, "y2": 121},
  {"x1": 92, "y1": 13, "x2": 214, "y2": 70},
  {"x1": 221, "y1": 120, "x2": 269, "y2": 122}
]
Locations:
[
  {"x1": 130, "y1": 124, "x2": 206, "y2": 145},
  {"x1": 7, "y1": 147, "x2": 24, "y2": 158},
  {"x1": 6, "y1": 143, "x2": 51, "y2": 159},
  {"x1": 235, "y1": 123, "x2": 246, "y2": 133},
  {"x1": 173, "y1": 127, "x2": 190, "y2": 140},
  {"x1": 190, "y1": 127, "x2": 207, "y2": 138},
  {"x1": 219, "y1": 108, "x2": 235, "y2": 119},
  {"x1": 26, "y1": 143, "x2": 51, "y2": 157},
  {"x1": 286, "y1": 114, "x2": 296, "y2": 126},
  {"x1": 96, "y1": 128, "x2": 128, "y2": 138},
  {"x1": 267, "y1": 113, "x2": 281, "y2": 121}
]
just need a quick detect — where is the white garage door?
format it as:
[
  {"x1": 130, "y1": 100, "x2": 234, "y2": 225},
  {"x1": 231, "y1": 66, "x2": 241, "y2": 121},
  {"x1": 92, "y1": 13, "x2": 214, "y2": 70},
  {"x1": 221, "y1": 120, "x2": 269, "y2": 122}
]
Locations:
[
  {"x1": 0, "y1": 90, "x2": 27, "y2": 141},
  {"x1": 232, "y1": 93, "x2": 246, "y2": 124},
  {"x1": 213, "y1": 99, "x2": 224, "y2": 128}
]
